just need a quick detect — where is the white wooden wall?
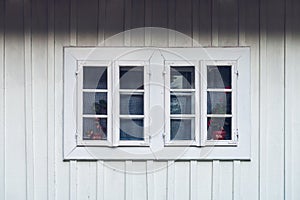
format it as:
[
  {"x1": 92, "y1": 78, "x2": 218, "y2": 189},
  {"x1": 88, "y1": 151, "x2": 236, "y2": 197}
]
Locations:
[{"x1": 0, "y1": 0, "x2": 299, "y2": 199}]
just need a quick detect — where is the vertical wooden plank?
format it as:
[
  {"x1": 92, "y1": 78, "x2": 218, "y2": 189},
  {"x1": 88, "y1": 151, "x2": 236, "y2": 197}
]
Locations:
[
  {"x1": 175, "y1": 0, "x2": 193, "y2": 47},
  {"x1": 77, "y1": 162, "x2": 97, "y2": 200},
  {"x1": 151, "y1": 0, "x2": 168, "y2": 46},
  {"x1": 98, "y1": 0, "x2": 106, "y2": 45},
  {"x1": 124, "y1": 0, "x2": 131, "y2": 46},
  {"x1": 285, "y1": 0, "x2": 300, "y2": 199},
  {"x1": 174, "y1": 162, "x2": 190, "y2": 200},
  {"x1": 32, "y1": 0, "x2": 48, "y2": 198},
  {"x1": 77, "y1": 0, "x2": 98, "y2": 46},
  {"x1": 0, "y1": 0, "x2": 5, "y2": 199},
  {"x1": 190, "y1": 161, "x2": 198, "y2": 200},
  {"x1": 144, "y1": 0, "x2": 152, "y2": 46},
  {"x1": 198, "y1": 0, "x2": 212, "y2": 46},
  {"x1": 260, "y1": 0, "x2": 285, "y2": 199},
  {"x1": 55, "y1": 0, "x2": 71, "y2": 199},
  {"x1": 211, "y1": 0, "x2": 219, "y2": 46},
  {"x1": 47, "y1": 0, "x2": 56, "y2": 199},
  {"x1": 239, "y1": 0, "x2": 260, "y2": 200},
  {"x1": 130, "y1": 0, "x2": 145, "y2": 46},
  {"x1": 131, "y1": 162, "x2": 147, "y2": 200},
  {"x1": 192, "y1": 0, "x2": 212, "y2": 47},
  {"x1": 167, "y1": 161, "x2": 175, "y2": 200},
  {"x1": 5, "y1": 0, "x2": 27, "y2": 199},
  {"x1": 104, "y1": 161, "x2": 125, "y2": 200},
  {"x1": 70, "y1": 160, "x2": 77, "y2": 200},
  {"x1": 233, "y1": 161, "x2": 241, "y2": 200},
  {"x1": 96, "y1": 161, "x2": 105, "y2": 200},
  {"x1": 147, "y1": 161, "x2": 167, "y2": 200},
  {"x1": 125, "y1": 161, "x2": 133, "y2": 200},
  {"x1": 70, "y1": 0, "x2": 77, "y2": 46},
  {"x1": 212, "y1": 160, "x2": 220, "y2": 200},
  {"x1": 24, "y1": 0, "x2": 34, "y2": 199},
  {"x1": 104, "y1": 0, "x2": 125, "y2": 46},
  {"x1": 146, "y1": 161, "x2": 154, "y2": 200},
  {"x1": 219, "y1": 161, "x2": 233, "y2": 200},
  {"x1": 198, "y1": 162, "x2": 212, "y2": 200},
  {"x1": 218, "y1": 0, "x2": 239, "y2": 46}
]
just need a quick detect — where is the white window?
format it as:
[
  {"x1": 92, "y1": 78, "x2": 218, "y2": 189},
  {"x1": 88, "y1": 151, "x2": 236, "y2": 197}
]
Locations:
[{"x1": 64, "y1": 47, "x2": 250, "y2": 160}]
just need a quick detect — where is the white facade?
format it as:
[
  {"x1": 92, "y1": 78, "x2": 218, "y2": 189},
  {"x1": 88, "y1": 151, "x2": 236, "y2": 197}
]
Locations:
[{"x1": 0, "y1": 0, "x2": 299, "y2": 199}]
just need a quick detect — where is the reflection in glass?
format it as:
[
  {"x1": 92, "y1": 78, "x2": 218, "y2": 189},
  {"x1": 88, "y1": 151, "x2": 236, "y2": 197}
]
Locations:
[
  {"x1": 171, "y1": 92, "x2": 194, "y2": 114},
  {"x1": 120, "y1": 66, "x2": 144, "y2": 89},
  {"x1": 120, "y1": 119, "x2": 144, "y2": 140},
  {"x1": 83, "y1": 67, "x2": 107, "y2": 89},
  {"x1": 120, "y1": 94, "x2": 144, "y2": 115},
  {"x1": 207, "y1": 92, "x2": 231, "y2": 114},
  {"x1": 83, "y1": 118, "x2": 107, "y2": 140},
  {"x1": 171, "y1": 66, "x2": 195, "y2": 89},
  {"x1": 83, "y1": 92, "x2": 107, "y2": 115},
  {"x1": 207, "y1": 117, "x2": 231, "y2": 140},
  {"x1": 171, "y1": 119, "x2": 194, "y2": 140},
  {"x1": 207, "y1": 66, "x2": 231, "y2": 89}
]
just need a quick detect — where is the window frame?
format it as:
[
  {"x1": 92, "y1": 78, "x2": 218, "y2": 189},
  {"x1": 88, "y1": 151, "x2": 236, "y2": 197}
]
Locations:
[{"x1": 63, "y1": 47, "x2": 251, "y2": 160}]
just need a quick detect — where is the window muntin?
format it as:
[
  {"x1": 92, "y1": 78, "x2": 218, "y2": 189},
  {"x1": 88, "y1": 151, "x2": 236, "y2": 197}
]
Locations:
[
  {"x1": 165, "y1": 61, "x2": 200, "y2": 146},
  {"x1": 77, "y1": 62, "x2": 112, "y2": 146},
  {"x1": 114, "y1": 61, "x2": 150, "y2": 146},
  {"x1": 202, "y1": 61, "x2": 237, "y2": 145}
]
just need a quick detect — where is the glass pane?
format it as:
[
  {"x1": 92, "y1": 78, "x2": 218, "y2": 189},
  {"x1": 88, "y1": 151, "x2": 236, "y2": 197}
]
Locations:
[
  {"x1": 207, "y1": 92, "x2": 231, "y2": 114},
  {"x1": 120, "y1": 94, "x2": 144, "y2": 115},
  {"x1": 83, "y1": 118, "x2": 107, "y2": 140},
  {"x1": 120, "y1": 119, "x2": 144, "y2": 140},
  {"x1": 171, "y1": 66, "x2": 195, "y2": 89},
  {"x1": 83, "y1": 92, "x2": 107, "y2": 115},
  {"x1": 170, "y1": 92, "x2": 194, "y2": 114},
  {"x1": 207, "y1": 117, "x2": 232, "y2": 140},
  {"x1": 171, "y1": 118, "x2": 194, "y2": 140},
  {"x1": 120, "y1": 66, "x2": 144, "y2": 89},
  {"x1": 83, "y1": 67, "x2": 107, "y2": 89},
  {"x1": 207, "y1": 66, "x2": 231, "y2": 89}
]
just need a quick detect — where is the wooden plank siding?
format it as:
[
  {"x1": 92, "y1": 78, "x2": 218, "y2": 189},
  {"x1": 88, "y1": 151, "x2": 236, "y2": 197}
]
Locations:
[{"x1": 0, "y1": 0, "x2": 299, "y2": 200}]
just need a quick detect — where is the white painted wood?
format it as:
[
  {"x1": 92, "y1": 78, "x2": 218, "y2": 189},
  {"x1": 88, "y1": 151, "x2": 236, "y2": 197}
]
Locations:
[
  {"x1": 198, "y1": 162, "x2": 212, "y2": 200},
  {"x1": 70, "y1": 160, "x2": 77, "y2": 200},
  {"x1": 32, "y1": 0, "x2": 49, "y2": 199},
  {"x1": 103, "y1": 162, "x2": 125, "y2": 200},
  {"x1": 0, "y1": 1, "x2": 4, "y2": 199},
  {"x1": 260, "y1": 0, "x2": 285, "y2": 199},
  {"x1": 125, "y1": 161, "x2": 133, "y2": 200},
  {"x1": 54, "y1": 1, "x2": 72, "y2": 199},
  {"x1": 167, "y1": 161, "x2": 175, "y2": 200},
  {"x1": 219, "y1": 161, "x2": 233, "y2": 200},
  {"x1": 130, "y1": 161, "x2": 147, "y2": 200},
  {"x1": 174, "y1": 162, "x2": 190, "y2": 200},
  {"x1": 47, "y1": 0, "x2": 56, "y2": 199},
  {"x1": 285, "y1": 0, "x2": 300, "y2": 199},
  {"x1": 77, "y1": 0, "x2": 98, "y2": 46},
  {"x1": 5, "y1": 1, "x2": 27, "y2": 199},
  {"x1": 77, "y1": 162, "x2": 97, "y2": 200},
  {"x1": 239, "y1": 0, "x2": 260, "y2": 199},
  {"x1": 104, "y1": 0, "x2": 124, "y2": 46},
  {"x1": 96, "y1": 161, "x2": 105, "y2": 200},
  {"x1": 212, "y1": 160, "x2": 220, "y2": 200},
  {"x1": 24, "y1": 0, "x2": 34, "y2": 199},
  {"x1": 190, "y1": 160, "x2": 198, "y2": 200},
  {"x1": 233, "y1": 160, "x2": 241, "y2": 200},
  {"x1": 149, "y1": 161, "x2": 168, "y2": 200},
  {"x1": 175, "y1": 0, "x2": 193, "y2": 47}
]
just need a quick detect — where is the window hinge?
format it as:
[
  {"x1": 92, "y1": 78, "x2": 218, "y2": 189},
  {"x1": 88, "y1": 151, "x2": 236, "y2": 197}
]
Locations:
[
  {"x1": 162, "y1": 71, "x2": 167, "y2": 76},
  {"x1": 235, "y1": 129, "x2": 239, "y2": 141},
  {"x1": 75, "y1": 70, "x2": 80, "y2": 76},
  {"x1": 75, "y1": 131, "x2": 79, "y2": 142},
  {"x1": 235, "y1": 70, "x2": 239, "y2": 79}
]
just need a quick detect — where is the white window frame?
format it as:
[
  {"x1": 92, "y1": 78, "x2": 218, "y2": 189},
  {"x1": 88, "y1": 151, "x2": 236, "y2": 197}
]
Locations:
[
  {"x1": 64, "y1": 47, "x2": 251, "y2": 160},
  {"x1": 113, "y1": 60, "x2": 150, "y2": 146}
]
